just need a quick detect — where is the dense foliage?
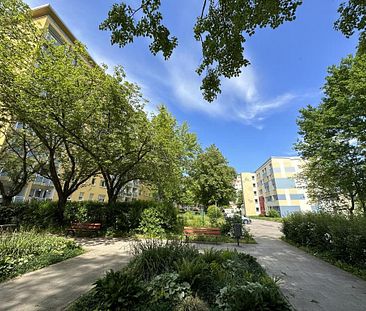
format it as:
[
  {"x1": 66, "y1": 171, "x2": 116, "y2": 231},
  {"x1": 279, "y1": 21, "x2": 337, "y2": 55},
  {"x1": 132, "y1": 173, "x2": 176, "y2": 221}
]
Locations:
[
  {"x1": 0, "y1": 200, "x2": 179, "y2": 235},
  {"x1": 0, "y1": 230, "x2": 82, "y2": 282},
  {"x1": 190, "y1": 145, "x2": 236, "y2": 207},
  {"x1": 69, "y1": 240, "x2": 290, "y2": 310},
  {"x1": 283, "y1": 213, "x2": 366, "y2": 269},
  {"x1": 296, "y1": 52, "x2": 366, "y2": 215}
]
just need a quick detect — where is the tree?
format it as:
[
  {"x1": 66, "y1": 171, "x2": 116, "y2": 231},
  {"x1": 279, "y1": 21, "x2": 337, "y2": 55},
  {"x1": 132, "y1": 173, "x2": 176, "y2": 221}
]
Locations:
[
  {"x1": 148, "y1": 109, "x2": 201, "y2": 203},
  {"x1": 296, "y1": 52, "x2": 366, "y2": 216},
  {"x1": 2, "y1": 25, "x2": 101, "y2": 221},
  {"x1": 101, "y1": 0, "x2": 365, "y2": 102},
  {"x1": 191, "y1": 144, "x2": 236, "y2": 207},
  {"x1": 0, "y1": 122, "x2": 45, "y2": 205}
]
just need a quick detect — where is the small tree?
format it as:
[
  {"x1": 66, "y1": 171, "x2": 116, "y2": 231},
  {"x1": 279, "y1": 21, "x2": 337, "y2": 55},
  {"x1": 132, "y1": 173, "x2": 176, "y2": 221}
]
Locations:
[{"x1": 207, "y1": 205, "x2": 222, "y2": 227}]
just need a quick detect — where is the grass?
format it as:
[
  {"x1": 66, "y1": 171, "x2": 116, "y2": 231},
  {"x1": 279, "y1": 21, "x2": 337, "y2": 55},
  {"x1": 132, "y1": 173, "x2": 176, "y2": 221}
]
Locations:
[
  {"x1": 282, "y1": 237, "x2": 366, "y2": 281},
  {"x1": 0, "y1": 230, "x2": 83, "y2": 282},
  {"x1": 68, "y1": 240, "x2": 291, "y2": 310},
  {"x1": 251, "y1": 216, "x2": 283, "y2": 223}
]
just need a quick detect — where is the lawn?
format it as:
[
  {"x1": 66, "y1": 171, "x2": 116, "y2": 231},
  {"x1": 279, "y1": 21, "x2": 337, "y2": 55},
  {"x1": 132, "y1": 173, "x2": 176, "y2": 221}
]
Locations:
[
  {"x1": 0, "y1": 230, "x2": 83, "y2": 282},
  {"x1": 68, "y1": 240, "x2": 291, "y2": 310}
]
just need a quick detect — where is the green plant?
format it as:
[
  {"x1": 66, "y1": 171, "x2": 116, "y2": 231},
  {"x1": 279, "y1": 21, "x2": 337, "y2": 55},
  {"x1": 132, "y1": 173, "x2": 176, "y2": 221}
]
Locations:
[
  {"x1": 175, "y1": 295, "x2": 209, "y2": 311},
  {"x1": 267, "y1": 209, "x2": 280, "y2": 218},
  {"x1": 207, "y1": 205, "x2": 223, "y2": 227},
  {"x1": 138, "y1": 208, "x2": 165, "y2": 237},
  {"x1": 0, "y1": 230, "x2": 83, "y2": 282},
  {"x1": 282, "y1": 212, "x2": 366, "y2": 269},
  {"x1": 129, "y1": 240, "x2": 200, "y2": 281},
  {"x1": 147, "y1": 272, "x2": 191, "y2": 305},
  {"x1": 94, "y1": 270, "x2": 147, "y2": 310}
]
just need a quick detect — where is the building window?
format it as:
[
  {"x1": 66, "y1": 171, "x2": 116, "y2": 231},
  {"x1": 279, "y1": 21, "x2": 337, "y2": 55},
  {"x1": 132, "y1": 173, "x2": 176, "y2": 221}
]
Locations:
[
  {"x1": 255, "y1": 199, "x2": 258, "y2": 203},
  {"x1": 252, "y1": 183, "x2": 256, "y2": 187},
  {"x1": 254, "y1": 191, "x2": 257, "y2": 195},
  {"x1": 100, "y1": 180, "x2": 106, "y2": 188},
  {"x1": 78, "y1": 192, "x2": 84, "y2": 201},
  {"x1": 91, "y1": 178, "x2": 96, "y2": 185},
  {"x1": 89, "y1": 193, "x2": 94, "y2": 200},
  {"x1": 98, "y1": 194, "x2": 105, "y2": 202}
]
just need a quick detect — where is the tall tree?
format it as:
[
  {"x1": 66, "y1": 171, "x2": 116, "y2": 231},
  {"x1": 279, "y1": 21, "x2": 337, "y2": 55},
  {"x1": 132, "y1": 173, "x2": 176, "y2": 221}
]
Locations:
[
  {"x1": 2, "y1": 24, "x2": 101, "y2": 221},
  {"x1": 296, "y1": 52, "x2": 366, "y2": 216},
  {"x1": 148, "y1": 107, "x2": 200, "y2": 203},
  {"x1": 191, "y1": 144, "x2": 236, "y2": 207},
  {"x1": 101, "y1": 0, "x2": 366, "y2": 102}
]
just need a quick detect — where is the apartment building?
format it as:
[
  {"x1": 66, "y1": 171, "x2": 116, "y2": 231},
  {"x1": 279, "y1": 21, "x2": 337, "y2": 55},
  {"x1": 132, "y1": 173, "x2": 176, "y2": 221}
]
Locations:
[
  {"x1": 0, "y1": 4, "x2": 149, "y2": 204},
  {"x1": 255, "y1": 156, "x2": 316, "y2": 217},
  {"x1": 239, "y1": 172, "x2": 260, "y2": 216}
]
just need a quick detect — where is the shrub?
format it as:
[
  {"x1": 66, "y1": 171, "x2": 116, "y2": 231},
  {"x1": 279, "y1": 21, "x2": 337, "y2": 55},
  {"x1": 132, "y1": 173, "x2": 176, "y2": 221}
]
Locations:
[
  {"x1": 0, "y1": 230, "x2": 82, "y2": 282},
  {"x1": 73, "y1": 241, "x2": 289, "y2": 310},
  {"x1": 129, "y1": 240, "x2": 200, "y2": 281},
  {"x1": 0, "y1": 200, "x2": 178, "y2": 236},
  {"x1": 267, "y1": 209, "x2": 280, "y2": 218},
  {"x1": 138, "y1": 208, "x2": 165, "y2": 237},
  {"x1": 94, "y1": 270, "x2": 147, "y2": 310},
  {"x1": 206, "y1": 205, "x2": 222, "y2": 227},
  {"x1": 283, "y1": 212, "x2": 366, "y2": 268}
]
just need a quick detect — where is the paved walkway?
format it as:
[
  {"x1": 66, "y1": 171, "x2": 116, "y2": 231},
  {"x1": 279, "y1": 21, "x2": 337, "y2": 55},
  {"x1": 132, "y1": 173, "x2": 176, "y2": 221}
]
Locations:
[
  {"x1": 1, "y1": 220, "x2": 366, "y2": 310},
  {"x1": 0, "y1": 238, "x2": 133, "y2": 311},
  {"x1": 196, "y1": 220, "x2": 366, "y2": 311}
]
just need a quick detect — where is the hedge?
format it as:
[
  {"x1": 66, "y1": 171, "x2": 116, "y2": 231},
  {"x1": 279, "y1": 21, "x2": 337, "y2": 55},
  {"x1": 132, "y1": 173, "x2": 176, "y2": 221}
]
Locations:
[
  {"x1": 0, "y1": 200, "x2": 179, "y2": 234},
  {"x1": 282, "y1": 212, "x2": 366, "y2": 268}
]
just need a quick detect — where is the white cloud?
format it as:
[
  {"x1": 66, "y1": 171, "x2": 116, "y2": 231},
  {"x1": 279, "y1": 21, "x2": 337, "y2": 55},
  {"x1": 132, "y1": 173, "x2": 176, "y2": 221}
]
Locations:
[{"x1": 159, "y1": 50, "x2": 297, "y2": 128}]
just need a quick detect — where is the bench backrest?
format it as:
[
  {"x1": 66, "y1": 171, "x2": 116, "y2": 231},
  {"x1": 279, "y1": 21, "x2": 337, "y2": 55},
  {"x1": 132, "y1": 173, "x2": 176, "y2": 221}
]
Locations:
[
  {"x1": 71, "y1": 223, "x2": 101, "y2": 230},
  {"x1": 183, "y1": 227, "x2": 221, "y2": 235}
]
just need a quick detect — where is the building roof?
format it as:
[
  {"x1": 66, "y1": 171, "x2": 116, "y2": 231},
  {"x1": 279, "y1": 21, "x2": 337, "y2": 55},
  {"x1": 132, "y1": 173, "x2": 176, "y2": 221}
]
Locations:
[{"x1": 32, "y1": 4, "x2": 77, "y2": 43}]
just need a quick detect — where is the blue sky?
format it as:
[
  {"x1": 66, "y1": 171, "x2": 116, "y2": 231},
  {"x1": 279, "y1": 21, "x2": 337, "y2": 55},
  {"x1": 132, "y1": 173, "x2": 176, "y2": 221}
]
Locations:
[{"x1": 26, "y1": 0, "x2": 359, "y2": 172}]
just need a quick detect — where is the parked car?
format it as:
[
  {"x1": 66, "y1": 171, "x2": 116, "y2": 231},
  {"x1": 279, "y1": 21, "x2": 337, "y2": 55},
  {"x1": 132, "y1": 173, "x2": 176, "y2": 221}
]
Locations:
[{"x1": 241, "y1": 216, "x2": 252, "y2": 224}]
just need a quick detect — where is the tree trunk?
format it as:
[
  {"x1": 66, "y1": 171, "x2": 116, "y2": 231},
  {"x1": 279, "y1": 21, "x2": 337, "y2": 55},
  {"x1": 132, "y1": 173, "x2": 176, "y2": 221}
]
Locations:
[
  {"x1": 107, "y1": 189, "x2": 118, "y2": 206},
  {"x1": 57, "y1": 195, "x2": 68, "y2": 225},
  {"x1": 349, "y1": 195, "x2": 355, "y2": 217},
  {"x1": 2, "y1": 195, "x2": 13, "y2": 206}
]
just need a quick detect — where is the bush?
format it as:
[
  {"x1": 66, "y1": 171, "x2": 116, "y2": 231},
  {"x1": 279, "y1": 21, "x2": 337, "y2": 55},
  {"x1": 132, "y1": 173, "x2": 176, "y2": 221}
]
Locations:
[
  {"x1": 283, "y1": 212, "x2": 366, "y2": 268},
  {"x1": 206, "y1": 205, "x2": 222, "y2": 227},
  {"x1": 94, "y1": 270, "x2": 147, "y2": 310},
  {"x1": 72, "y1": 241, "x2": 290, "y2": 310},
  {"x1": 267, "y1": 209, "x2": 280, "y2": 218},
  {"x1": 0, "y1": 230, "x2": 82, "y2": 282},
  {"x1": 0, "y1": 200, "x2": 178, "y2": 236}
]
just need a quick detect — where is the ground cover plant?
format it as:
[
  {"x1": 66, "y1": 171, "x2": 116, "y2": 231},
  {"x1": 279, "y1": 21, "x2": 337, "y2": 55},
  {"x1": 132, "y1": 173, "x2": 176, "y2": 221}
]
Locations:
[
  {"x1": 69, "y1": 240, "x2": 290, "y2": 310},
  {"x1": 282, "y1": 212, "x2": 366, "y2": 280},
  {"x1": 0, "y1": 230, "x2": 83, "y2": 282}
]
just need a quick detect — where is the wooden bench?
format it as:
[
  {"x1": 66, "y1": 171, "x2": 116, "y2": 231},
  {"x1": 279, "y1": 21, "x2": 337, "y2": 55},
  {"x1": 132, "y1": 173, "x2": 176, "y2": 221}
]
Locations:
[
  {"x1": 66, "y1": 223, "x2": 101, "y2": 237},
  {"x1": 183, "y1": 226, "x2": 221, "y2": 242}
]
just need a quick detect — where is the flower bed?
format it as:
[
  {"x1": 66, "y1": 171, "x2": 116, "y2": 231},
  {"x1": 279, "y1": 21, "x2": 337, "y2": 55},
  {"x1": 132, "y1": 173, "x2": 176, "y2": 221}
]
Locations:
[{"x1": 69, "y1": 240, "x2": 290, "y2": 310}]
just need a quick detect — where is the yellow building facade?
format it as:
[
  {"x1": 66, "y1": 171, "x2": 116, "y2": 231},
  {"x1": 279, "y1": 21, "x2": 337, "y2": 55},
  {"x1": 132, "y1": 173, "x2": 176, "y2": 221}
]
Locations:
[
  {"x1": 240, "y1": 172, "x2": 260, "y2": 216},
  {"x1": 255, "y1": 156, "x2": 315, "y2": 217}
]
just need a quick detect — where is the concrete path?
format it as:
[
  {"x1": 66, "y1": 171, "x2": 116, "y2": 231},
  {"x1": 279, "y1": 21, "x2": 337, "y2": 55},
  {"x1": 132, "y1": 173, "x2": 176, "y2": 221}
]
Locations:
[
  {"x1": 196, "y1": 219, "x2": 366, "y2": 311},
  {"x1": 0, "y1": 238, "x2": 133, "y2": 311}
]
